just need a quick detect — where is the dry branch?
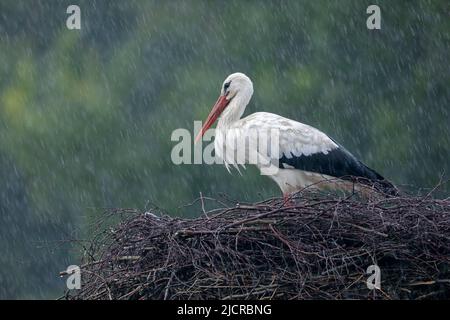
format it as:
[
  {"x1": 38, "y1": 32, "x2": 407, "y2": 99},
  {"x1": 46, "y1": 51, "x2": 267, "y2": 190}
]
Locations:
[{"x1": 64, "y1": 188, "x2": 450, "y2": 300}]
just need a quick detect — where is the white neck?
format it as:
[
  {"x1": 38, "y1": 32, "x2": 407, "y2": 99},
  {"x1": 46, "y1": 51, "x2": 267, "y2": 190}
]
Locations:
[{"x1": 217, "y1": 88, "x2": 253, "y2": 128}]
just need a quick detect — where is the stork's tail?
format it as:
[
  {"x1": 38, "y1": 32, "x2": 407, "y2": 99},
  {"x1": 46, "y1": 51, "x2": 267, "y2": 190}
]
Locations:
[{"x1": 374, "y1": 179, "x2": 400, "y2": 196}]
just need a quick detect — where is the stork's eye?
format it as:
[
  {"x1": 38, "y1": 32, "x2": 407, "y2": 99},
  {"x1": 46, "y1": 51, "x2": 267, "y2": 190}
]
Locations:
[{"x1": 223, "y1": 81, "x2": 231, "y2": 92}]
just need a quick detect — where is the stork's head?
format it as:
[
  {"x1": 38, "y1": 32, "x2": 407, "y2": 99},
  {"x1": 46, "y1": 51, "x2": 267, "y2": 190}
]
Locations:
[{"x1": 195, "y1": 72, "x2": 253, "y2": 142}]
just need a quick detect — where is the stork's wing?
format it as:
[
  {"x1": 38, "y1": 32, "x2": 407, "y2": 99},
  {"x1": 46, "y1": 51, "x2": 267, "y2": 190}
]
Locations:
[{"x1": 239, "y1": 112, "x2": 394, "y2": 189}]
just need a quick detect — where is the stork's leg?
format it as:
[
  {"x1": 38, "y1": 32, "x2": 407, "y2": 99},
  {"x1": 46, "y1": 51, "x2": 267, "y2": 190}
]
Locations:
[{"x1": 282, "y1": 193, "x2": 295, "y2": 207}]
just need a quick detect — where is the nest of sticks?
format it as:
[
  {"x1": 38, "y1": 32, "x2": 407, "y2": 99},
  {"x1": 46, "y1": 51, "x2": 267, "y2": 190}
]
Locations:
[{"x1": 64, "y1": 185, "x2": 450, "y2": 300}]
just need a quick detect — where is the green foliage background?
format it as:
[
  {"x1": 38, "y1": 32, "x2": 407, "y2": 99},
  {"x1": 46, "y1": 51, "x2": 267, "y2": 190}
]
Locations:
[{"x1": 0, "y1": 0, "x2": 449, "y2": 298}]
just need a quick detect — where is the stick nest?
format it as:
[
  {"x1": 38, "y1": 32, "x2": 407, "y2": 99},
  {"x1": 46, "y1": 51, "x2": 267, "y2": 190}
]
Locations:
[{"x1": 65, "y1": 188, "x2": 450, "y2": 300}]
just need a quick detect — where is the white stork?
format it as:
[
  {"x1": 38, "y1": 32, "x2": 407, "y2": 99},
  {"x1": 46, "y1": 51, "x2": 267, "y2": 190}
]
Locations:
[{"x1": 195, "y1": 72, "x2": 397, "y2": 197}]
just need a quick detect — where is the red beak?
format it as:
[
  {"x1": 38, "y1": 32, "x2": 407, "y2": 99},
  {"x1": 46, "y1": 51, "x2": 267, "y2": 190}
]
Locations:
[{"x1": 195, "y1": 95, "x2": 230, "y2": 143}]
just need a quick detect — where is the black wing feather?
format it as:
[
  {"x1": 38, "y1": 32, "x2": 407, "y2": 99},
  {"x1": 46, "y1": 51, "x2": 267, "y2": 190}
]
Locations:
[{"x1": 279, "y1": 144, "x2": 398, "y2": 195}]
